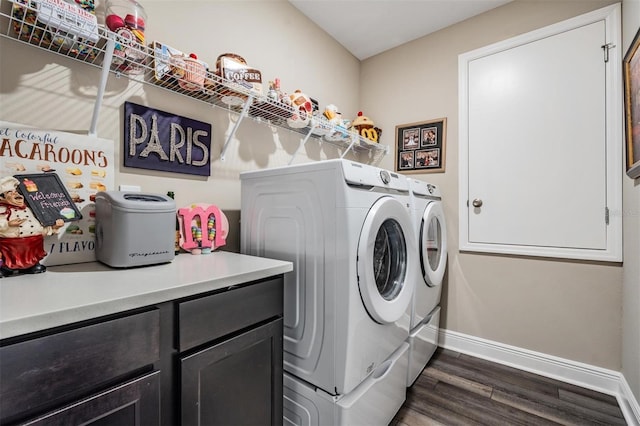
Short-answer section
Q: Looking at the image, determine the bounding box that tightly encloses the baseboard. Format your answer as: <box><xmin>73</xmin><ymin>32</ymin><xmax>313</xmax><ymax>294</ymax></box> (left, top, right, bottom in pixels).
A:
<box><xmin>439</xmin><ymin>329</ymin><xmax>640</xmax><ymax>425</ymax></box>
<box><xmin>619</xmin><ymin>374</ymin><xmax>640</xmax><ymax>426</ymax></box>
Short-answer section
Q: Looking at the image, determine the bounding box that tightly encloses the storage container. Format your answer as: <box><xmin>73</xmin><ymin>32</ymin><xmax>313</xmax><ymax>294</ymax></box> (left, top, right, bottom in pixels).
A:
<box><xmin>214</xmin><ymin>53</ymin><xmax>262</xmax><ymax>106</ymax></box>
<box><xmin>104</xmin><ymin>0</ymin><xmax>146</xmax><ymax>41</ymax></box>
<box><xmin>10</xmin><ymin>0</ymin><xmax>100</xmax><ymax>60</ymax></box>
<box><xmin>104</xmin><ymin>0</ymin><xmax>147</xmax><ymax>74</ymax></box>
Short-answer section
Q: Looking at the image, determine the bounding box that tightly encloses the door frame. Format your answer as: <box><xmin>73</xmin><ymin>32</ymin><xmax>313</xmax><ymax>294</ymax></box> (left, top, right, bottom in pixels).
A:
<box><xmin>458</xmin><ymin>4</ymin><xmax>623</xmax><ymax>262</ymax></box>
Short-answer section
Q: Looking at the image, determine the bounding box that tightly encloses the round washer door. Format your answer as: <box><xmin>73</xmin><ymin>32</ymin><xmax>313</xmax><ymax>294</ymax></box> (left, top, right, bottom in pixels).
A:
<box><xmin>357</xmin><ymin>196</ymin><xmax>415</xmax><ymax>324</ymax></box>
<box><xmin>420</xmin><ymin>201</ymin><xmax>447</xmax><ymax>287</ymax></box>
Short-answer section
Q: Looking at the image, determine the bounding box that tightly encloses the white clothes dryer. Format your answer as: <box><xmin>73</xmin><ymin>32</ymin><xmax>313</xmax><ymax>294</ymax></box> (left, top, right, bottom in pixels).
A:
<box><xmin>406</xmin><ymin>178</ymin><xmax>448</xmax><ymax>386</ymax></box>
<box><xmin>241</xmin><ymin>159</ymin><xmax>416</xmax><ymax>401</ymax></box>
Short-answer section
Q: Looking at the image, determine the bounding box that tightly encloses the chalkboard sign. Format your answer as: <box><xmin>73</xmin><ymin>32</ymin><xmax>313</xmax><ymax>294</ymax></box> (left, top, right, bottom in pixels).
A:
<box><xmin>13</xmin><ymin>173</ymin><xmax>83</xmax><ymax>226</ymax></box>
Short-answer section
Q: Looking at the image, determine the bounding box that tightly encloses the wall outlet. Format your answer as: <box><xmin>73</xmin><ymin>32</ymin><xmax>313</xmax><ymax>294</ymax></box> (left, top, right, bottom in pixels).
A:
<box><xmin>119</xmin><ymin>184</ymin><xmax>141</xmax><ymax>192</ymax></box>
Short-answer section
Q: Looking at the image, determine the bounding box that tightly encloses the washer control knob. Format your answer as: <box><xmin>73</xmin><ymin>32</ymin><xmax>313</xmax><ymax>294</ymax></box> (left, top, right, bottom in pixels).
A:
<box><xmin>380</xmin><ymin>170</ymin><xmax>390</xmax><ymax>184</ymax></box>
<box><xmin>472</xmin><ymin>198</ymin><xmax>483</xmax><ymax>208</ymax></box>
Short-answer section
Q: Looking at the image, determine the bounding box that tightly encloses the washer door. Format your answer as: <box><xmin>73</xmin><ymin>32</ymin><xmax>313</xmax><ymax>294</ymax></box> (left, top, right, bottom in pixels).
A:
<box><xmin>420</xmin><ymin>201</ymin><xmax>447</xmax><ymax>287</ymax></box>
<box><xmin>357</xmin><ymin>196</ymin><xmax>415</xmax><ymax>324</ymax></box>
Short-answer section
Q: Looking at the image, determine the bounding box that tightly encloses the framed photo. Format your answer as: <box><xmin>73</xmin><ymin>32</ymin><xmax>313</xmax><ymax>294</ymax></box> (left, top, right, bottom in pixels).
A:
<box><xmin>395</xmin><ymin>118</ymin><xmax>446</xmax><ymax>173</ymax></box>
<box><xmin>624</xmin><ymin>27</ymin><xmax>640</xmax><ymax>179</ymax></box>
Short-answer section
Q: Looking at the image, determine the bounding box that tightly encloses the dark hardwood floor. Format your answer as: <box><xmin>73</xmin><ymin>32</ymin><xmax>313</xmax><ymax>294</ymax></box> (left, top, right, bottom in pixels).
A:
<box><xmin>391</xmin><ymin>348</ymin><xmax>627</xmax><ymax>425</ymax></box>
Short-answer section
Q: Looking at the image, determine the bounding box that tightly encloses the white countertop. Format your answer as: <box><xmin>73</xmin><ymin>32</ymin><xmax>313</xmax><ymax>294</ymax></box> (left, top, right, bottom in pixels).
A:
<box><xmin>0</xmin><ymin>252</ymin><xmax>293</xmax><ymax>340</ymax></box>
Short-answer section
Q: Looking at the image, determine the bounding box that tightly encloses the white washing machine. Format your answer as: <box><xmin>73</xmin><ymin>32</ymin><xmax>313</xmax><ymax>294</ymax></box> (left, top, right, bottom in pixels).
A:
<box><xmin>406</xmin><ymin>178</ymin><xmax>448</xmax><ymax>386</ymax></box>
<box><xmin>241</xmin><ymin>159</ymin><xmax>416</xmax><ymax>423</ymax></box>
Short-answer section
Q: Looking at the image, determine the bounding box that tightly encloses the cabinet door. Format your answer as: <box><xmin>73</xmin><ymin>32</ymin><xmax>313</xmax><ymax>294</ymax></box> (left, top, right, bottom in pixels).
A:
<box><xmin>23</xmin><ymin>371</ymin><xmax>160</xmax><ymax>426</ymax></box>
<box><xmin>181</xmin><ymin>319</ymin><xmax>283</xmax><ymax>426</ymax></box>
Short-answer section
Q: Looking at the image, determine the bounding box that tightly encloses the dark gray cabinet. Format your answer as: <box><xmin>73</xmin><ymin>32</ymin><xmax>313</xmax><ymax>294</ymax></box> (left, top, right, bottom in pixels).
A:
<box><xmin>181</xmin><ymin>319</ymin><xmax>283</xmax><ymax>425</ymax></box>
<box><xmin>0</xmin><ymin>274</ymin><xmax>284</xmax><ymax>426</ymax></box>
<box><xmin>176</xmin><ymin>276</ymin><xmax>284</xmax><ymax>426</ymax></box>
<box><xmin>0</xmin><ymin>309</ymin><xmax>161</xmax><ymax>425</ymax></box>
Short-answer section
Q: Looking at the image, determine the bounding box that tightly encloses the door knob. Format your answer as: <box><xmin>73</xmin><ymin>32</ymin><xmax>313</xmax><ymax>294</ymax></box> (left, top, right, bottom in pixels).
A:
<box><xmin>472</xmin><ymin>198</ymin><xmax>483</xmax><ymax>208</ymax></box>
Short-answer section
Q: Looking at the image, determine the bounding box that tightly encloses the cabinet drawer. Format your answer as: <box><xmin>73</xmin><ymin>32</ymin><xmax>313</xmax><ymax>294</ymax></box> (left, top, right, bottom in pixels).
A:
<box><xmin>0</xmin><ymin>309</ymin><xmax>159</xmax><ymax>423</ymax></box>
<box><xmin>24</xmin><ymin>370</ymin><xmax>160</xmax><ymax>426</ymax></box>
<box><xmin>178</xmin><ymin>276</ymin><xmax>283</xmax><ymax>351</ymax></box>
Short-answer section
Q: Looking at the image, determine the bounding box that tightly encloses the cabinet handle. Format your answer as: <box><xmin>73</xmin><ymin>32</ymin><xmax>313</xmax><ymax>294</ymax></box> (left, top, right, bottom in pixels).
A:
<box><xmin>472</xmin><ymin>198</ymin><xmax>483</xmax><ymax>208</ymax></box>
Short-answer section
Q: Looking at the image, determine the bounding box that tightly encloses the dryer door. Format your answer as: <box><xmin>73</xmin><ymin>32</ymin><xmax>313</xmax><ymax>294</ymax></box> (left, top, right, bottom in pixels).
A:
<box><xmin>357</xmin><ymin>196</ymin><xmax>415</xmax><ymax>324</ymax></box>
<box><xmin>420</xmin><ymin>201</ymin><xmax>447</xmax><ymax>287</ymax></box>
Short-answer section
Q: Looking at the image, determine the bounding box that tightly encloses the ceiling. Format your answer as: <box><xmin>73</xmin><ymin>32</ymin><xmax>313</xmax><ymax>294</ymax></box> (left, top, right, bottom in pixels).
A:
<box><xmin>288</xmin><ymin>0</ymin><xmax>512</xmax><ymax>60</ymax></box>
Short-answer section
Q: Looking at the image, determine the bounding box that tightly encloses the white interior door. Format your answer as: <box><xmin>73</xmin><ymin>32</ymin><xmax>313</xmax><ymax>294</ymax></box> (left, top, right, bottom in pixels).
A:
<box><xmin>458</xmin><ymin>4</ymin><xmax>623</xmax><ymax>261</ymax></box>
<box><xmin>469</xmin><ymin>20</ymin><xmax>605</xmax><ymax>249</ymax></box>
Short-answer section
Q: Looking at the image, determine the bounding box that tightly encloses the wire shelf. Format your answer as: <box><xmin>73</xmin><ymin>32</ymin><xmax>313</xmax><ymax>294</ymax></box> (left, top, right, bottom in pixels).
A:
<box><xmin>0</xmin><ymin>0</ymin><xmax>388</xmax><ymax>162</ymax></box>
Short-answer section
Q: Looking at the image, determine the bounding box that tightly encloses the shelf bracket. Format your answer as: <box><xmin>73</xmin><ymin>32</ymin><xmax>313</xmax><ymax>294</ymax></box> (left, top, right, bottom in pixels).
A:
<box><xmin>340</xmin><ymin>133</ymin><xmax>358</xmax><ymax>159</ymax></box>
<box><xmin>219</xmin><ymin>94</ymin><xmax>254</xmax><ymax>162</ymax></box>
<box><xmin>88</xmin><ymin>36</ymin><xmax>115</xmax><ymax>137</ymax></box>
<box><xmin>288</xmin><ymin>121</ymin><xmax>318</xmax><ymax>165</ymax></box>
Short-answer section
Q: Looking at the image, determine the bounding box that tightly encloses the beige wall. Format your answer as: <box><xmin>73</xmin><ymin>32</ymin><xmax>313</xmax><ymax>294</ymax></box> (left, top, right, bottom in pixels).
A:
<box><xmin>622</xmin><ymin>0</ymin><xmax>640</xmax><ymax>407</ymax></box>
<box><xmin>0</xmin><ymin>0</ymin><xmax>362</xmax><ymax>211</ymax></box>
<box><xmin>361</xmin><ymin>0</ymin><xmax>624</xmax><ymax>370</ymax></box>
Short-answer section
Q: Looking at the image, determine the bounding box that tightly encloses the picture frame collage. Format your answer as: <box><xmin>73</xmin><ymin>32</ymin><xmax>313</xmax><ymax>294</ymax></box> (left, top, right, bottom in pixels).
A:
<box><xmin>395</xmin><ymin>118</ymin><xmax>447</xmax><ymax>174</ymax></box>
